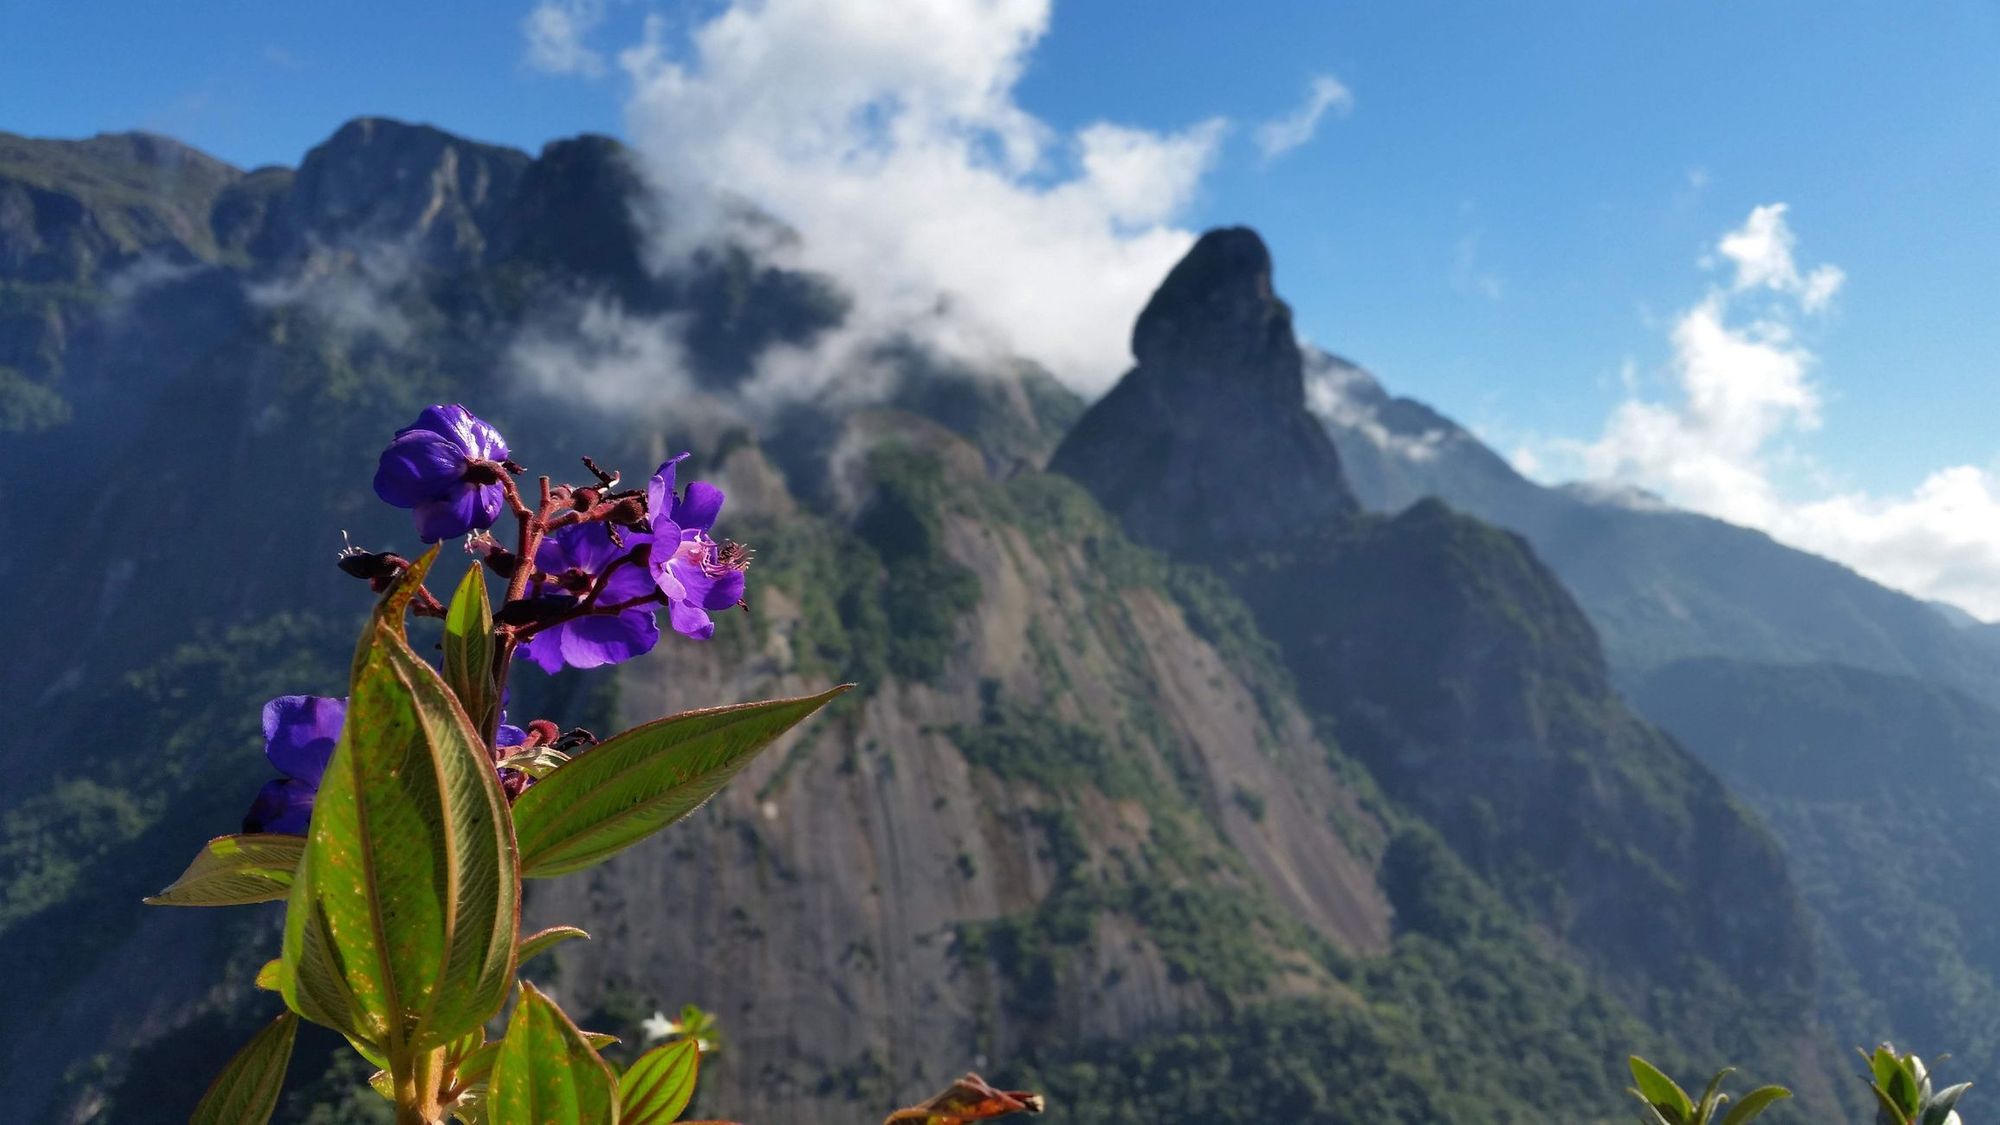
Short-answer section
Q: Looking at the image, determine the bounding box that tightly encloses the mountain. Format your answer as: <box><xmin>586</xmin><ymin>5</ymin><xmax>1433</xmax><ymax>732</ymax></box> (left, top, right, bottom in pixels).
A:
<box><xmin>1629</xmin><ymin>658</ymin><xmax>2000</xmax><ymax>1082</ymax></box>
<box><xmin>1311</xmin><ymin>346</ymin><xmax>2000</xmax><ymax>1088</ymax></box>
<box><xmin>0</xmin><ymin>121</ymin><xmax>1854</xmax><ymax>1122</ymax></box>
<box><xmin>1051</xmin><ymin>229</ymin><xmax>1841</xmax><ymax>1106</ymax></box>
<box><xmin>1313</xmin><ymin>354</ymin><xmax>2000</xmax><ymax>706</ymax></box>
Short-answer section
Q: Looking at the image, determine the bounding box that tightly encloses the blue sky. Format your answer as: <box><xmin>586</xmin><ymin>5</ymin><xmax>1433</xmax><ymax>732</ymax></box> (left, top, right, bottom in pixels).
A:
<box><xmin>6</xmin><ymin>0</ymin><xmax>1998</xmax><ymax>614</ymax></box>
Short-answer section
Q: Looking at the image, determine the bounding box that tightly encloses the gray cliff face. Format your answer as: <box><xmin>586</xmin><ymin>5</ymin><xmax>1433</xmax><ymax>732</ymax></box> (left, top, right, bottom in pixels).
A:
<box><xmin>1048</xmin><ymin>227</ymin><xmax>1356</xmax><ymax>560</ymax></box>
<box><xmin>525</xmin><ymin>433</ymin><xmax>1392</xmax><ymax>1123</ymax></box>
<box><xmin>255</xmin><ymin>117</ymin><xmax>531</xmax><ymax>267</ymax></box>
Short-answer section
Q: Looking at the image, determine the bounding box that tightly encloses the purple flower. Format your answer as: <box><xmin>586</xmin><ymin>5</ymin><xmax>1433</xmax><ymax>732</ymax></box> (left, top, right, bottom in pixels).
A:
<box><xmin>519</xmin><ymin>522</ymin><xmax>661</xmax><ymax>673</ymax></box>
<box><xmin>243</xmin><ymin>697</ymin><xmax>540</xmax><ymax>833</ymax></box>
<box><xmin>647</xmin><ymin>454</ymin><xmax>750</xmax><ymax>641</ymax></box>
<box><xmin>241</xmin><ymin>695</ymin><xmax>345</xmax><ymax>835</ymax></box>
<box><xmin>373</xmin><ymin>404</ymin><xmax>511</xmax><ymax>543</ymax></box>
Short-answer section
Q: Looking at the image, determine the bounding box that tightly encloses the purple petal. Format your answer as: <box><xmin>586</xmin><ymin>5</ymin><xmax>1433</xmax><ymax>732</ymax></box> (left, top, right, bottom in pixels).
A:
<box><xmin>374</xmin><ymin>432</ymin><xmax>466</xmax><ymax>507</ymax></box>
<box><xmin>263</xmin><ymin>695</ymin><xmax>344</xmax><ymax>784</ymax></box>
<box><xmin>497</xmin><ymin>723</ymin><xmax>527</xmax><ymax>748</ymax></box>
<box><xmin>413</xmin><ymin>487</ymin><xmax>486</xmax><ymax>543</ymax></box>
<box><xmin>242</xmin><ymin>777</ymin><xmax>317</xmax><ymax>835</ymax></box>
<box><xmin>650</xmin><ymin>553</ymin><xmax>687</xmax><ymax>602</ymax></box>
<box><xmin>558</xmin><ymin>612</ymin><xmax>661</xmax><ymax>669</ymax></box>
<box><xmin>672</xmin><ymin>481</ymin><xmax>725</xmax><ymax>533</ymax></box>
<box><xmin>668</xmin><ymin>599</ymin><xmax>714</xmax><ymax>640</ymax></box>
<box><xmin>668</xmin><ymin>556</ymin><xmax>746</xmax><ymax>612</ymax></box>
<box><xmin>404</xmin><ymin>404</ymin><xmax>510</xmax><ymax>461</ymax></box>
<box><xmin>519</xmin><ymin>630</ymin><xmax>568</xmax><ymax>675</ymax></box>
<box><xmin>472</xmin><ymin>483</ymin><xmax>506</xmax><ymax>529</ymax></box>
<box><xmin>647</xmin><ymin>453</ymin><xmax>690</xmax><ymax>536</ymax></box>
<box><xmin>699</xmin><ymin>567</ymin><xmax>746</xmax><ymax>611</ymax></box>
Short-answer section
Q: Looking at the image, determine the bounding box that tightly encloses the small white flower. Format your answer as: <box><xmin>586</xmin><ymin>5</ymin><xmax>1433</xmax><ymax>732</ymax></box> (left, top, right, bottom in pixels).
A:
<box><xmin>640</xmin><ymin>1010</ymin><xmax>680</xmax><ymax>1042</ymax></box>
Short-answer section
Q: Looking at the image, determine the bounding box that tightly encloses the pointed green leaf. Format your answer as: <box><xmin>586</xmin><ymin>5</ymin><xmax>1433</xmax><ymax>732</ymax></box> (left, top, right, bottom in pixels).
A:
<box><xmin>620</xmin><ymin>1040</ymin><xmax>699</xmax><ymax>1125</ymax></box>
<box><xmin>1923</xmin><ymin>1082</ymin><xmax>1972</xmax><ymax>1125</ymax></box>
<box><xmin>1629</xmin><ymin>1089</ymin><xmax>1678</xmax><ymax>1125</ymax></box>
<box><xmin>1630</xmin><ymin>1057</ymin><xmax>1694</xmax><ymax>1121</ymax></box>
<box><xmin>488</xmin><ymin>983</ymin><xmax>617</xmax><ymax>1125</ymax></box>
<box><xmin>145</xmin><ymin>833</ymin><xmax>304</xmax><ymax>906</ymax></box>
<box><xmin>457</xmin><ymin>1041</ymin><xmax>503</xmax><ymax>1088</ymax></box>
<box><xmin>515</xmin><ymin>686</ymin><xmax>851</xmax><ymax>878</ymax></box>
<box><xmin>1719</xmin><ymin>1085</ymin><xmax>1790</xmax><ymax>1125</ymax></box>
<box><xmin>255</xmin><ymin>959</ymin><xmax>283</xmax><ymax>992</ymax></box>
<box><xmin>190</xmin><ymin>1010</ymin><xmax>298</xmax><ymax>1125</ymax></box>
<box><xmin>519</xmin><ymin>925</ymin><xmax>590</xmax><ymax>967</ymax></box>
<box><xmin>1695</xmin><ymin>1067</ymin><xmax>1735</xmax><ymax>1123</ymax></box>
<box><xmin>1872</xmin><ymin>1047</ymin><xmax>1904</xmax><ymax>1094</ymax></box>
<box><xmin>1868</xmin><ymin>1082</ymin><xmax>1912</xmax><ymax>1125</ymax></box>
<box><xmin>445</xmin><ymin>562</ymin><xmax>499</xmax><ymax>739</ymax></box>
<box><xmin>1887</xmin><ymin>1062</ymin><xmax>1923</xmax><ymax>1114</ymax></box>
<box><xmin>281</xmin><ymin>597</ymin><xmax>519</xmax><ymax>1054</ymax></box>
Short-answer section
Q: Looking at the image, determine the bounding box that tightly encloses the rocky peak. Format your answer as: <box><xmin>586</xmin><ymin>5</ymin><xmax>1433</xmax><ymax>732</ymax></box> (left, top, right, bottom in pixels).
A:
<box><xmin>258</xmin><ymin>116</ymin><xmax>531</xmax><ymax>267</ymax></box>
<box><xmin>1131</xmin><ymin>226</ymin><xmax>1302</xmax><ymax>399</ymax></box>
<box><xmin>1049</xmin><ymin>226</ymin><xmax>1355</xmax><ymax>561</ymax></box>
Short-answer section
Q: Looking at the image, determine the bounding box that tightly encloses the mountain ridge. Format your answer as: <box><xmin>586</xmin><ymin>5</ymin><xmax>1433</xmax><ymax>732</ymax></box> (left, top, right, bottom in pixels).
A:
<box><xmin>0</xmin><ymin>117</ymin><xmax>1865</xmax><ymax>1122</ymax></box>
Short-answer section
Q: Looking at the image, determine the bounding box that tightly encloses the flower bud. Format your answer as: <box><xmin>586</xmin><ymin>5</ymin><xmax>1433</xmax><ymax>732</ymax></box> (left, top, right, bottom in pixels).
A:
<box><xmin>494</xmin><ymin>593</ymin><xmax>579</xmax><ymax>628</ymax></box>
<box><xmin>337</xmin><ymin>533</ymin><xmax>409</xmax><ymax>581</ymax></box>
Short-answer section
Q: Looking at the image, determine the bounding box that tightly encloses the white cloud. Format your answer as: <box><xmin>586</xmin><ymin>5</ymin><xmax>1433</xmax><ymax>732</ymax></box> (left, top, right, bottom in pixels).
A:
<box><xmin>1714</xmin><ymin>202</ymin><xmax>1846</xmax><ymax>312</ymax></box>
<box><xmin>1528</xmin><ymin>204</ymin><xmax>2000</xmax><ymax>620</ymax></box>
<box><xmin>608</xmin><ymin>0</ymin><xmax>1229</xmax><ymax>394</ymax></box>
<box><xmin>1303</xmin><ymin>352</ymin><xmax>1448</xmax><ymax>463</ymax></box>
<box><xmin>245</xmin><ymin>239</ymin><xmax>417</xmax><ymax>345</ymax></box>
<box><xmin>1253</xmin><ymin>74</ymin><xmax>1353</xmax><ymax>161</ymax></box>
<box><xmin>524</xmin><ymin>0</ymin><xmax>608</xmax><ymax>77</ymax></box>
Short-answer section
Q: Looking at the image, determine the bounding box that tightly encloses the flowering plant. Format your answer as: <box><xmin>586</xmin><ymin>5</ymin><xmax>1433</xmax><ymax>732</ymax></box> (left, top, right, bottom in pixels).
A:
<box><xmin>144</xmin><ymin>405</ymin><xmax>849</xmax><ymax>1124</ymax></box>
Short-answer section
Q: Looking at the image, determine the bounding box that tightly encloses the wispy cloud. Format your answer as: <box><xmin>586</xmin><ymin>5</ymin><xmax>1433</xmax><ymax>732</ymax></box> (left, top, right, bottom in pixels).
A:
<box><xmin>1451</xmin><ymin>230</ymin><xmax>1503</xmax><ymax>301</ymax></box>
<box><xmin>524</xmin><ymin>0</ymin><xmax>608</xmax><ymax>78</ymax></box>
<box><xmin>1524</xmin><ymin>205</ymin><xmax>2000</xmax><ymax>620</ymax></box>
<box><xmin>1713</xmin><ymin>202</ymin><xmax>1846</xmax><ymax>311</ymax></box>
<box><xmin>1253</xmin><ymin>74</ymin><xmax>1353</xmax><ymax>161</ymax></box>
<box><xmin>599</xmin><ymin>0</ymin><xmax>1228</xmax><ymax>394</ymax></box>
<box><xmin>245</xmin><ymin>240</ymin><xmax>418</xmax><ymax>345</ymax></box>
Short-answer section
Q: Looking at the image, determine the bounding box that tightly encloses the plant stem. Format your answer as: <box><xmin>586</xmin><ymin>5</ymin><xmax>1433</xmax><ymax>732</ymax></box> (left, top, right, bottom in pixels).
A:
<box><xmin>393</xmin><ymin>1045</ymin><xmax>450</xmax><ymax>1125</ymax></box>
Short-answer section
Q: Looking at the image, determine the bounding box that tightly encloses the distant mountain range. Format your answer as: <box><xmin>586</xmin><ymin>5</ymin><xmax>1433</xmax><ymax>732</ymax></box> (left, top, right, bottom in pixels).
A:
<box><xmin>1313</xmin><ymin>339</ymin><xmax>2000</xmax><ymax>1098</ymax></box>
<box><xmin>1</xmin><ymin>117</ymin><xmax>1986</xmax><ymax>1123</ymax></box>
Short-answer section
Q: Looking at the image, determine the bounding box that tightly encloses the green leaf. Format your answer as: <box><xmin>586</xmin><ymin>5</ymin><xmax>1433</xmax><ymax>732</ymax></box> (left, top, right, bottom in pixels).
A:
<box><xmin>519</xmin><ymin>925</ymin><xmax>590</xmax><ymax>967</ymax></box>
<box><xmin>144</xmin><ymin>833</ymin><xmax>304</xmax><ymax>906</ymax></box>
<box><xmin>1695</xmin><ymin>1067</ymin><xmax>1735</xmax><ymax>1123</ymax></box>
<box><xmin>488</xmin><ymin>982</ymin><xmax>617</xmax><ymax>1125</ymax></box>
<box><xmin>498</xmin><ymin>746</ymin><xmax>572</xmax><ymax>780</ymax></box>
<box><xmin>1719</xmin><ymin>1086</ymin><xmax>1790</xmax><ymax>1125</ymax></box>
<box><xmin>1868</xmin><ymin>1083</ymin><xmax>1912</xmax><ymax>1125</ymax></box>
<box><xmin>1628</xmin><ymin>1089</ymin><xmax>1677</xmax><ymax>1125</ymax></box>
<box><xmin>190</xmin><ymin>1010</ymin><xmax>298</xmax><ymax>1125</ymax></box>
<box><xmin>255</xmin><ymin>959</ymin><xmax>283</xmax><ymax>992</ymax></box>
<box><xmin>1871</xmin><ymin>1047</ymin><xmax>1904</xmax><ymax>1095</ymax></box>
<box><xmin>456</xmin><ymin>1041</ymin><xmax>502</xmax><ymax>1088</ymax></box>
<box><xmin>1887</xmin><ymin>1062</ymin><xmax>1923</xmax><ymax>1114</ymax></box>
<box><xmin>619</xmin><ymin>1040</ymin><xmax>699</xmax><ymax>1125</ymax></box>
<box><xmin>1630</xmin><ymin>1056</ymin><xmax>1694</xmax><ymax>1122</ymax></box>
<box><xmin>1922</xmin><ymin>1082</ymin><xmax>1972</xmax><ymax>1125</ymax></box>
<box><xmin>281</xmin><ymin>574</ymin><xmax>520</xmax><ymax>1055</ymax></box>
<box><xmin>444</xmin><ymin>562</ymin><xmax>499</xmax><ymax>740</ymax></box>
<box><xmin>515</xmin><ymin>686</ymin><xmax>851</xmax><ymax>878</ymax></box>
